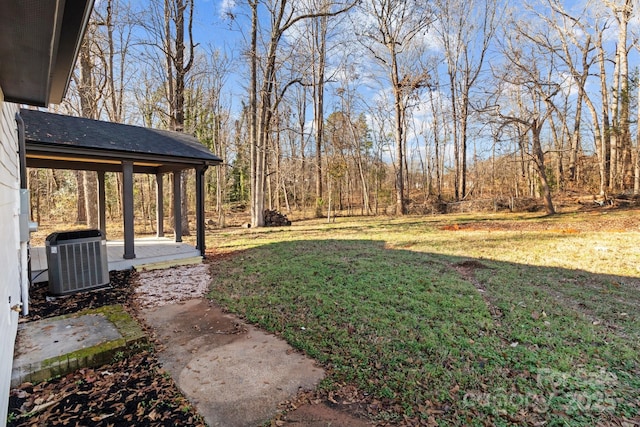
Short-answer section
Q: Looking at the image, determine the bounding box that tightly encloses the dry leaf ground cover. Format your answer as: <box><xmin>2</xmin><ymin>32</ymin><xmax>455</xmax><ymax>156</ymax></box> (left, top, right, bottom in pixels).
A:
<box><xmin>7</xmin><ymin>269</ymin><xmax>207</xmax><ymax>427</ymax></box>
<box><xmin>207</xmin><ymin>208</ymin><xmax>640</xmax><ymax>426</ymax></box>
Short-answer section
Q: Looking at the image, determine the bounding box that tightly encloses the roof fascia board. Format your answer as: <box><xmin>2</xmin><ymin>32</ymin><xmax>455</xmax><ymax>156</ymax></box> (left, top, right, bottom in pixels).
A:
<box><xmin>26</xmin><ymin>142</ymin><xmax>220</xmax><ymax>167</ymax></box>
<box><xmin>24</xmin><ymin>158</ymin><xmax>189</xmax><ymax>175</ymax></box>
<box><xmin>49</xmin><ymin>0</ymin><xmax>95</xmax><ymax>103</ymax></box>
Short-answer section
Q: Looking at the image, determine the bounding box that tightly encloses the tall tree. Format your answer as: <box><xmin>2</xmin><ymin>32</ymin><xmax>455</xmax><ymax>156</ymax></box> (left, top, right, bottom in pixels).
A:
<box><xmin>605</xmin><ymin>0</ymin><xmax>633</xmax><ymax>191</ymax></box>
<box><xmin>311</xmin><ymin>9</ymin><xmax>329</xmax><ymax>217</ymax></box>
<box><xmin>167</xmin><ymin>0</ymin><xmax>196</xmax><ymax>235</ymax></box>
<box><xmin>493</xmin><ymin>18</ymin><xmax>559</xmax><ymax>214</ymax></box>
<box><xmin>138</xmin><ymin>0</ymin><xmax>197</xmax><ymax>233</ymax></box>
<box><xmin>248</xmin><ymin>0</ymin><xmax>260</xmax><ymax>227</ymax></box>
<box><xmin>244</xmin><ymin>0</ymin><xmax>355</xmax><ymax>227</ymax></box>
<box><xmin>528</xmin><ymin>0</ymin><xmax>602</xmax><ymax>191</ymax></box>
<box><xmin>435</xmin><ymin>0</ymin><xmax>501</xmax><ymax>200</ymax></box>
<box><xmin>358</xmin><ymin>0</ymin><xmax>433</xmax><ymax>215</ymax></box>
<box><xmin>74</xmin><ymin>17</ymin><xmax>104</xmax><ymax>228</ymax></box>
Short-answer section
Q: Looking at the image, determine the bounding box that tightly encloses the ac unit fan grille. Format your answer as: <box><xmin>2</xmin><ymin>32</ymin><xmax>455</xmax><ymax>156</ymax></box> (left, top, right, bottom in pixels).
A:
<box><xmin>57</xmin><ymin>241</ymin><xmax>106</xmax><ymax>293</ymax></box>
<box><xmin>46</xmin><ymin>232</ymin><xmax>109</xmax><ymax>295</ymax></box>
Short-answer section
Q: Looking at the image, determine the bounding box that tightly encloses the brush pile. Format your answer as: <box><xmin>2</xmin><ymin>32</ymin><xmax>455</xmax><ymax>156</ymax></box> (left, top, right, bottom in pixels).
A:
<box><xmin>264</xmin><ymin>209</ymin><xmax>292</xmax><ymax>226</ymax></box>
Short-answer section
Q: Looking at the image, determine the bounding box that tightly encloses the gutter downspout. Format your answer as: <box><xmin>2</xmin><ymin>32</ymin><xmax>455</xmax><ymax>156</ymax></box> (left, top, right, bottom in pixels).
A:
<box><xmin>16</xmin><ymin>112</ymin><xmax>29</xmax><ymax>316</ymax></box>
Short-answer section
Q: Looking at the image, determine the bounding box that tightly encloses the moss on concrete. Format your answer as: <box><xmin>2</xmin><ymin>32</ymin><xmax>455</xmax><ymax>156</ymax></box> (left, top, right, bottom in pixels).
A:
<box><xmin>138</xmin><ymin>256</ymin><xmax>202</xmax><ymax>271</ymax></box>
<box><xmin>27</xmin><ymin>305</ymin><xmax>148</xmax><ymax>384</ymax></box>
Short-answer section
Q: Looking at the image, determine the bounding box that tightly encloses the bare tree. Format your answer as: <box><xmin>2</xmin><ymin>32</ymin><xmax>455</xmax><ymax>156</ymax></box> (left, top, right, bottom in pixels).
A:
<box><xmin>634</xmin><ymin>40</ymin><xmax>640</xmax><ymax>195</ymax></box>
<box><xmin>333</xmin><ymin>77</ymin><xmax>373</xmax><ymax>215</ymax></box>
<box><xmin>242</xmin><ymin>0</ymin><xmax>355</xmax><ymax>227</ymax></box>
<box><xmin>435</xmin><ymin>0</ymin><xmax>501</xmax><ymax>201</ymax></box>
<box><xmin>71</xmin><ymin>12</ymin><xmax>110</xmax><ymax>228</ymax></box>
<box><xmin>310</xmin><ymin>6</ymin><xmax>330</xmax><ymax>217</ymax></box>
<box><xmin>493</xmin><ymin>20</ymin><xmax>560</xmax><ymax>214</ymax></box>
<box><xmin>425</xmin><ymin>78</ymin><xmax>449</xmax><ymax>200</ymax></box>
<box><xmin>169</xmin><ymin>0</ymin><xmax>196</xmax><ymax>235</ymax></box>
<box><xmin>136</xmin><ymin>0</ymin><xmax>197</xmax><ymax>234</ymax></box>
<box><xmin>605</xmin><ymin>0</ymin><xmax>633</xmax><ymax>191</ymax></box>
<box><xmin>357</xmin><ymin>0</ymin><xmax>433</xmax><ymax>215</ymax></box>
<box><xmin>248</xmin><ymin>0</ymin><xmax>260</xmax><ymax>225</ymax></box>
<box><xmin>526</xmin><ymin>0</ymin><xmax>605</xmax><ymax>193</ymax></box>
<box><xmin>184</xmin><ymin>46</ymin><xmax>234</xmax><ymax>227</ymax></box>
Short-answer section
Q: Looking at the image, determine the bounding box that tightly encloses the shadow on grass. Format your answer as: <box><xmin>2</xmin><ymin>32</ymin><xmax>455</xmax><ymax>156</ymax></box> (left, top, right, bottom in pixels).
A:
<box><xmin>207</xmin><ymin>239</ymin><xmax>639</xmax><ymax>426</ymax></box>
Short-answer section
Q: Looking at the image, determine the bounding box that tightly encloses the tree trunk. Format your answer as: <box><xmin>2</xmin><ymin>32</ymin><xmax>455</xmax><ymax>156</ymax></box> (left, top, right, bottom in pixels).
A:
<box><xmin>616</xmin><ymin>0</ymin><xmax>632</xmax><ymax>189</ymax></box>
<box><xmin>77</xmin><ymin>34</ymin><xmax>98</xmax><ymax>228</ymax></box>
<box><xmin>313</xmin><ymin>14</ymin><xmax>327</xmax><ymax>218</ymax></box>
<box><xmin>214</xmin><ymin>114</ymin><xmax>226</xmax><ymax>228</ymax></box>
<box><xmin>83</xmin><ymin>172</ymin><xmax>99</xmax><ymax>228</ymax></box>
<box><xmin>460</xmin><ymin>99</ymin><xmax>469</xmax><ymax>198</ymax></box>
<box><xmin>596</xmin><ymin>34</ymin><xmax>611</xmax><ymax>192</ymax></box>
<box><xmin>531</xmin><ymin>122</ymin><xmax>555</xmax><ymax>214</ymax></box>
<box><xmin>162</xmin><ymin>0</ymin><xmax>195</xmax><ymax>234</ymax></box>
<box><xmin>248</xmin><ymin>0</ymin><xmax>263</xmax><ymax>227</ymax></box>
<box><xmin>390</xmin><ymin>52</ymin><xmax>405</xmax><ymax>215</ymax></box>
<box><xmin>76</xmin><ymin>171</ymin><xmax>87</xmax><ymax>224</ymax></box>
<box><xmin>635</xmin><ymin>81</ymin><xmax>640</xmax><ymax>195</ymax></box>
<box><xmin>449</xmin><ymin>72</ymin><xmax>460</xmax><ymax>201</ymax></box>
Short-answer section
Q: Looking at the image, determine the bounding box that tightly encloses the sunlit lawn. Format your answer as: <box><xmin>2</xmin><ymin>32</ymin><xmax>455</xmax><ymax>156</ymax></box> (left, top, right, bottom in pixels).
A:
<box><xmin>206</xmin><ymin>209</ymin><xmax>640</xmax><ymax>426</ymax></box>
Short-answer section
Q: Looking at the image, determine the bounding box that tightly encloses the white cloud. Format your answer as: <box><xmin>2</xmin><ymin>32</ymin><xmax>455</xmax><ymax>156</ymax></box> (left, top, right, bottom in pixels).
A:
<box><xmin>558</xmin><ymin>71</ymin><xmax>579</xmax><ymax>98</ymax></box>
<box><xmin>219</xmin><ymin>0</ymin><xmax>237</xmax><ymax>19</ymax></box>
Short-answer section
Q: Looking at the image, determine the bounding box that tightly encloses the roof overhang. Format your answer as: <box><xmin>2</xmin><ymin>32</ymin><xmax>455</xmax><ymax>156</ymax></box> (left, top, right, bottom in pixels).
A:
<box><xmin>0</xmin><ymin>0</ymin><xmax>94</xmax><ymax>106</ymax></box>
<box><xmin>26</xmin><ymin>144</ymin><xmax>216</xmax><ymax>174</ymax></box>
<box><xmin>21</xmin><ymin>109</ymin><xmax>223</xmax><ymax>174</ymax></box>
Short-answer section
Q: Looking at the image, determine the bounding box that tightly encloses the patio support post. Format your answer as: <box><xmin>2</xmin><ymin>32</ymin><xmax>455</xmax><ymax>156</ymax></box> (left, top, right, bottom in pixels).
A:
<box><xmin>195</xmin><ymin>165</ymin><xmax>208</xmax><ymax>256</ymax></box>
<box><xmin>97</xmin><ymin>171</ymin><xmax>106</xmax><ymax>237</ymax></box>
<box><xmin>156</xmin><ymin>173</ymin><xmax>164</xmax><ymax>238</ymax></box>
<box><xmin>122</xmin><ymin>161</ymin><xmax>136</xmax><ymax>259</ymax></box>
<box><xmin>173</xmin><ymin>170</ymin><xmax>182</xmax><ymax>243</ymax></box>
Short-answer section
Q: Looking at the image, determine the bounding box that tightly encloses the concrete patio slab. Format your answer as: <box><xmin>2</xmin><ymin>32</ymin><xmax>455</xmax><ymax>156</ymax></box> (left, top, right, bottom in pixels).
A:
<box><xmin>11</xmin><ymin>305</ymin><xmax>146</xmax><ymax>387</ymax></box>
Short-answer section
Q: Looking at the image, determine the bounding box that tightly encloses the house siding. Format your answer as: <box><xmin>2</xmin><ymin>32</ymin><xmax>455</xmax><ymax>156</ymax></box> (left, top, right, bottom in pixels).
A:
<box><xmin>0</xmin><ymin>86</ymin><xmax>22</xmax><ymax>425</ymax></box>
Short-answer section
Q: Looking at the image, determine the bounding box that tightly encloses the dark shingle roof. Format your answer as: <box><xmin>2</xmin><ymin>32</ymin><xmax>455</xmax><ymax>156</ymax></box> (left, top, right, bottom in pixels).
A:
<box><xmin>21</xmin><ymin>109</ymin><xmax>222</xmax><ymax>164</ymax></box>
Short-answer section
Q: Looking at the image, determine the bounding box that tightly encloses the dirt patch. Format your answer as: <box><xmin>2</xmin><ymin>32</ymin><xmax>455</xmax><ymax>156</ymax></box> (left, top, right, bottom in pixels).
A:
<box><xmin>282</xmin><ymin>401</ymin><xmax>373</xmax><ymax>426</ymax></box>
<box><xmin>452</xmin><ymin>260</ymin><xmax>490</xmax><ymax>291</ymax></box>
<box><xmin>436</xmin><ymin>205</ymin><xmax>640</xmax><ymax>234</ymax></box>
<box><xmin>451</xmin><ymin>260</ymin><xmax>505</xmax><ymax>323</ymax></box>
<box><xmin>455</xmin><ymin>259</ymin><xmax>490</xmax><ymax>271</ymax></box>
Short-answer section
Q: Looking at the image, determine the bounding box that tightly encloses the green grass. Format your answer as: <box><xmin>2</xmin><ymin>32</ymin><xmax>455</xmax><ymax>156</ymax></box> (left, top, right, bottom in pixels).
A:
<box><xmin>206</xmin><ymin>211</ymin><xmax>640</xmax><ymax>425</ymax></box>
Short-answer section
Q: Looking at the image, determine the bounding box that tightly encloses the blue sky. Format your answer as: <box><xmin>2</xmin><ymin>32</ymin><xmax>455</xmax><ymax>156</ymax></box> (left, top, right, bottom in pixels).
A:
<box><xmin>119</xmin><ymin>0</ymin><xmax>640</xmax><ymax>163</ymax></box>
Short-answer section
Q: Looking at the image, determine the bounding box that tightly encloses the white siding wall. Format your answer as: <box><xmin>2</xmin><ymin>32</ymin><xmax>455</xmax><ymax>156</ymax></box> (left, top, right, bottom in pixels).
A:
<box><xmin>0</xmin><ymin>86</ymin><xmax>22</xmax><ymax>425</ymax></box>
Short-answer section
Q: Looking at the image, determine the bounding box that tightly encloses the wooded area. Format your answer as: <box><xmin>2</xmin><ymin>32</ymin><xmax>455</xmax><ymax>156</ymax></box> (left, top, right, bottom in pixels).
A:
<box><xmin>30</xmin><ymin>0</ymin><xmax>640</xmax><ymax>229</ymax></box>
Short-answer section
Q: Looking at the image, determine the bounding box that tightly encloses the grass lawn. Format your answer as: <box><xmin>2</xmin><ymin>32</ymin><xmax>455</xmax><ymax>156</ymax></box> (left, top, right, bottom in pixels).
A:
<box><xmin>206</xmin><ymin>209</ymin><xmax>640</xmax><ymax>426</ymax></box>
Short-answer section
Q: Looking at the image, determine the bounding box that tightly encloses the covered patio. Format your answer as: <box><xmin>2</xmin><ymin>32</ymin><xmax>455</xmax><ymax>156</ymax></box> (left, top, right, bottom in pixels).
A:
<box><xmin>20</xmin><ymin>108</ymin><xmax>222</xmax><ymax>277</ymax></box>
<box><xmin>29</xmin><ymin>238</ymin><xmax>202</xmax><ymax>283</ymax></box>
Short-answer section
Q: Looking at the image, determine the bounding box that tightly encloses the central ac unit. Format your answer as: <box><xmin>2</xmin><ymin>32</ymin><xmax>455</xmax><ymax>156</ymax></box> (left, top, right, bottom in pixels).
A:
<box><xmin>46</xmin><ymin>229</ymin><xmax>109</xmax><ymax>295</ymax></box>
